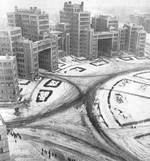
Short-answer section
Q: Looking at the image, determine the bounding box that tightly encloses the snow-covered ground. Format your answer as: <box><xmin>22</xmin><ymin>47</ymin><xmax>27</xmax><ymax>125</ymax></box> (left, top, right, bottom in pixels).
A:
<box><xmin>134</xmin><ymin>71</ymin><xmax>150</xmax><ymax>80</ymax></box>
<box><xmin>110</xmin><ymin>79</ymin><xmax>150</xmax><ymax>125</ymax></box>
<box><xmin>18</xmin><ymin>79</ymin><xmax>40</xmax><ymax>102</ymax></box>
<box><xmin>56</xmin><ymin>55</ymin><xmax>150</xmax><ymax>77</ymax></box>
<box><xmin>39</xmin><ymin>55</ymin><xmax>150</xmax><ymax>94</ymax></box>
<box><xmin>25</xmin><ymin>78</ymin><xmax>79</xmax><ymax>116</ymax></box>
<box><xmin>89</xmin><ymin>70</ymin><xmax>150</xmax><ymax>161</ymax></box>
<box><xmin>57</xmin><ymin>57</ymin><xmax>111</xmax><ymax>76</ymax></box>
<box><xmin>0</xmin><ymin>77</ymin><xmax>79</xmax><ymax>122</ymax></box>
<box><xmin>2</xmin><ymin>55</ymin><xmax>150</xmax><ymax>161</ymax></box>
<box><xmin>92</xmin><ymin>70</ymin><xmax>150</xmax><ymax>129</ymax></box>
<box><xmin>8</xmin><ymin>132</ymin><xmax>45</xmax><ymax>161</ymax></box>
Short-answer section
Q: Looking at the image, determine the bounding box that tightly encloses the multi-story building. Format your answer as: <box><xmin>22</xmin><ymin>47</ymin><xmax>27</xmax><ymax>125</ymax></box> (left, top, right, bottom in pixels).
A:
<box><xmin>36</xmin><ymin>36</ymin><xmax>58</xmax><ymax>72</ymax></box>
<box><xmin>91</xmin><ymin>15</ymin><xmax>119</xmax><ymax>32</ymax></box>
<box><xmin>14</xmin><ymin>36</ymin><xmax>58</xmax><ymax>75</ymax></box>
<box><xmin>71</xmin><ymin>11</ymin><xmax>91</xmax><ymax>57</ymax></box>
<box><xmin>55</xmin><ymin>23</ymin><xmax>71</xmax><ymax>56</ymax></box>
<box><xmin>145</xmin><ymin>33</ymin><xmax>150</xmax><ymax>56</ymax></box>
<box><xmin>60</xmin><ymin>1</ymin><xmax>84</xmax><ymax>24</ymax></box>
<box><xmin>0</xmin><ymin>27</ymin><xmax>22</xmax><ymax>56</ymax></box>
<box><xmin>0</xmin><ymin>115</ymin><xmax>10</xmax><ymax>161</ymax></box>
<box><xmin>13</xmin><ymin>38</ymin><xmax>39</xmax><ymax>80</ymax></box>
<box><xmin>0</xmin><ymin>55</ymin><xmax>19</xmax><ymax>102</ymax></box>
<box><xmin>84</xmin><ymin>29</ymin><xmax>98</xmax><ymax>59</ymax></box>
<box><xmin>129</xmin><ymin>14</ymin><xmax>150</xmax><ymax>33</ymax></box>
<box><xmin>120</xmin><ymin>23</ymin><xmax>146</xmax><ymax>56</ymax></box>
<box><xmin>119</xmin><ymin>27</ymin><xmax>126</xmax><ymax>51</ymax></box>
<box><xmin>56</xmin><ymin>23</ymin><xmax>71</xmax><ymax>33</ymax></box>
<box><xmin>129</xmin><ymin>14</ymin><xmax>145</xmax><ymax>26</ymax></box>
<box><xmin>92</xmin><ymin>31</ymin><xmax>119</xmax><ymax>57</ymax></box>
<box><xmin>145</xmin><ymin>44</ymin><xmax>150</xmax><ymax>56</ymax></box>
<box><xmin>59</xmin><ymin>1</ymin><xmax>93</xmax><ymax>59</ymax></box>
<box><xmin>7</xmin><ymin>6</ymin><xmax>49</xmax><ymax>41</ymax></box>
<box><xmin>50</xmin><ymin>31</ymin><xmax>64</xmax><ymax>51</ymax></box>
<box><xmin>143</xmin><ymin>18</ymin><xmax>150</xmax><ymax>33</ymax></box>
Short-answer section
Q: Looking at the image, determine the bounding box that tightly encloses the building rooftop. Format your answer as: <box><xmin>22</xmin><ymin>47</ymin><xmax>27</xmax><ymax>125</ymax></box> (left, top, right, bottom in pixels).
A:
<box><xmin>58</xmin><ymin>22</ymin><xmax>70</xmax><ymax>26</ymax></box>
<box><xmin>93</xmin><ymin>14</ymin><xmax>118</xmax><ymax>19</ymax></box>
<box><xmin>16</xmin><ymin>37</ymin><xmax>32</xmax><ymax>43</ymax></box>
<box><xmin>14</xmin><ymin>6</ymin><xmax>48</xmax><ymax>15</ymax></box>
<box><xmin>124</xmin><ymin>23</ymin><xmax>144</xmax><ymax>29</ymax></box>
<box><xmin>0</xmin><ymin>55</ymin><xmax>15</xmax><ymax>61</ymax></box>
<box><xmin>50</xmin><ymin>31</ymin><xmax>63</xmax><ymax>34</ymax></box>
<box><xmin>0</xmin><ymin>26</ymin><xmax>21</xmax><ymax>32</ymax></box>
<box><xmin>94</xmin><ymin>31</ymin><xmax>113</xmax><ymax>35</ymax></box>
<box><xmin>138</xmin><ymin>29</ymin><xmax>146</xmax><ymax>34</ymax></box>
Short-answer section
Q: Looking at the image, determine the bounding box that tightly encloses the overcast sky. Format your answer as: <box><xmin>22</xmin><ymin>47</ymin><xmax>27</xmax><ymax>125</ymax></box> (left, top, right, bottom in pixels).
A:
<box><xmin>1</xmin><ymin>0</ymin><xmax>150</xmax><ymax>16</ymax></box>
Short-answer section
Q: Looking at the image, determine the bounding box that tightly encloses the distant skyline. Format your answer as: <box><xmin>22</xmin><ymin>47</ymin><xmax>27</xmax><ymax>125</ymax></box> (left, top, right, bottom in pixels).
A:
<box><xmin>1</xmin><ymin>0</ymin><xmax>150</xmax><ymax>17</ymax></box>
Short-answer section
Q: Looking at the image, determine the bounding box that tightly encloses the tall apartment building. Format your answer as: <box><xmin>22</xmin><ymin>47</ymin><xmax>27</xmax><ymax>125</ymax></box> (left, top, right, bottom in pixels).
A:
<box><xmin>0</xmin><ymin>115</ymin><xmax>10</xmax><ymax>161</ymax></box>
<box><xmin>0</xmin><ymin>55</ymin><xmax>19</xmax><ymax>102</ymax></box>
<box><xmin>71</xmin><ymin>11</ymin><xmax>91</xmax><ymax>57</ymax></box>
<box><xmin>13</xmin><ymin>38</ymin><xmax>39</xmax><ymax>80</ymax></box>
<box><xmin>0</xmin><ymin>27</ymin><xmax>22</xmax><ymax>56</ymax></box>
<box><xmin>60</xmin><ymin>1</ymin><xmax>93</xmax><ymax>59</ymax></box>
<box><xmin>7</xmin><ymin>6</ymin><xmax>49</xmax><ymax>41</ymax></box>
<box><xmin>91</xmin><ymin>15</ymin><xmax>118</xmax><ymax>32</ymax></box>
<box><xmin>60</xmin><ymin>1</ymin><xmax>84</xmax><ymax>24</ymax></box>
<box><xmin>120</xmin><ymin>24</ymin><xmax>146</xmax><ymax>56</ymax></box>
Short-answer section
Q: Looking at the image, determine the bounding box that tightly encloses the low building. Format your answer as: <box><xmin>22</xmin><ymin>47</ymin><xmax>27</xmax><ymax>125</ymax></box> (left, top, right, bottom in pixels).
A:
<box><xmin>0</xmin><ymin>115</ymin><xmax>10</xmax><ymax>161</ymax></box>
<box><xmin>0</xmin><ymin>27</ymin><xmax>22</xmax><ymax>56</ymax></box>
<box><xmin>0</xmin><ymin>55</ymin><xmax>19</xmax><ymax>102</ymax></box>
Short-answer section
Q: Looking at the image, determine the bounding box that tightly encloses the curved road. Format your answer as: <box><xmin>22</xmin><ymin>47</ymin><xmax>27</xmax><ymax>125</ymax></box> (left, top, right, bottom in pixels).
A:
<box><xmin>6</xmin><ymin>65</ymin><xmax>150</xmax><ymax>161</ymax></box>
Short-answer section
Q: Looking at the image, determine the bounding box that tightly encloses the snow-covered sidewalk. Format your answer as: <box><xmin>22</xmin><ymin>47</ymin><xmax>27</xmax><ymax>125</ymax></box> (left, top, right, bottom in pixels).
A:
<box><xmin>0</xmin><ymin>77</ymin><xmax>79</xmax><ymax>122</ymax></box>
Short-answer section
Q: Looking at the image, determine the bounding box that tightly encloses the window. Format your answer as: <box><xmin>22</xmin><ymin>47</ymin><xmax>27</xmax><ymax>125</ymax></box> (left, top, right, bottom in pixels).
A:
<box><xmin>0</xmin><ymin>148</ymin><xmax>3</xmax><ymax>154</ymax></box>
